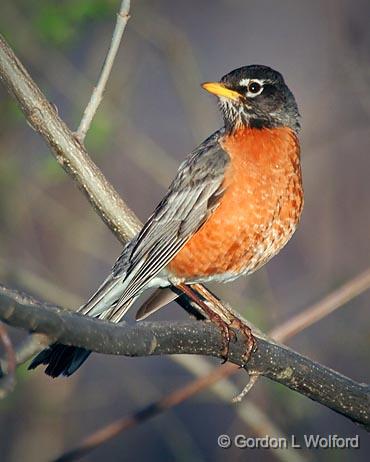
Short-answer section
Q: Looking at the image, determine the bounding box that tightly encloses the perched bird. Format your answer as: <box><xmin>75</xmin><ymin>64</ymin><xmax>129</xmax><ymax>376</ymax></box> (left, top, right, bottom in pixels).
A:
<box><xmin>29</xmin><ymin>65</ymin><xmax>303</xmax><ymax>377</ymax></box>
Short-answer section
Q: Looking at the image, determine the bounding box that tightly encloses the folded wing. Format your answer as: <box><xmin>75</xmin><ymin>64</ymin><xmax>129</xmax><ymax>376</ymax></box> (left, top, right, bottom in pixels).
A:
<box><xmin>80</xmin><ymin>130</ymin><xmax>230</xmax><ymax>321</ymax></box>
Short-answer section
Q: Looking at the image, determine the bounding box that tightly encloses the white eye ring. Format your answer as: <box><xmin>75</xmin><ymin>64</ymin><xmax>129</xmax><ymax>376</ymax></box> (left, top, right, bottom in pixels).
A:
<box><xmin>239</xmin><ymin>78</ymin><xmax>264</xmax><ymax>98</ymax></box>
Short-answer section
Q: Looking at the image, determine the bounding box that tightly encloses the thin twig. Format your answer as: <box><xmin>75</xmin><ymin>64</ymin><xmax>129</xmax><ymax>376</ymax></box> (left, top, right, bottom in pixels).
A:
<box><xmin>232</xmin><ymin>373</ymin><xmax>260</xmax><ymax>403</ymax></box>
<box><xmin>76</xmin><ymin>0</ymin><xmax>131</xmax><ymax>142</ymax></box>
<box><xmin>168</xmin><ymin>358</ymin><xmax>307</xmax><ymax>462</ymax></box>
<box><xmin>270</xmin><ymin>267</ymin><xmax>370</xmax><ymax>341</ymax></box>
<box><xmin>0</xmin><ymin>322</ymin><xmax>16</xmax><ymax>398</ymax></box>
<box><xmin>53</xmin><ymin>365</ymin><xmax>244</xmax><ymax>462</ymax></box>
<box><xmin>54</xmin><ymin>362</ymin><xmax>308</xmax><ymax>462</ymax></box>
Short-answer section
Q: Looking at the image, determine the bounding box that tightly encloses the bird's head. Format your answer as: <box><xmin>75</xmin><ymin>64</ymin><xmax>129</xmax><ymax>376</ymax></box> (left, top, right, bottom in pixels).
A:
<box><xmin>202</xmin><ymin>65</ymin><xmax>300</xmax><ymax>133</ymax></box>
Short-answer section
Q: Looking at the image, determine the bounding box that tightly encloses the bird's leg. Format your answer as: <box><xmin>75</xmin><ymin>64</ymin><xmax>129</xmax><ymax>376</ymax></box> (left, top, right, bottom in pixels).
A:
<box><xmin>177</xmin><ymin>283</ymin><xmax>232</xmax><ymax>360</ymax></box>
<box><xmin>191</xmin><ymin>284</ymin><xmax>256</xmax><ymax>364</ymax></box>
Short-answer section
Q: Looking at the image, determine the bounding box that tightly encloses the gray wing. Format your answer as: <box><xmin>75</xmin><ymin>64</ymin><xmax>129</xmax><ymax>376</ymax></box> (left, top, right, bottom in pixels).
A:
<box><xmin>81</xmin><ymin>130</ymin><xmax>230</xmax><ymax>319</ymax></box>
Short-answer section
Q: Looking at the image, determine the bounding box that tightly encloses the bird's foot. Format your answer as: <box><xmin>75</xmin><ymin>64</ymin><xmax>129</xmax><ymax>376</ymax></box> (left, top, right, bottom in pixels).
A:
<box><xmin>204</xmin><ymin>309</ymin><xmax>234</xmax><ymax>362</ymax></box>
<box><xmin>187</xmin><ymin>283</ymin><xmax>256</xmax><ymax>363</ymax></box>
<box><xmin>177</xmin><ymin>283</ymin><xmax>256</xmax><ymax>363</ymax></box>
<box><xmin>230</xmin><ymin>317</ymin><xmax>256</xmax><ymax>364</ymax></box>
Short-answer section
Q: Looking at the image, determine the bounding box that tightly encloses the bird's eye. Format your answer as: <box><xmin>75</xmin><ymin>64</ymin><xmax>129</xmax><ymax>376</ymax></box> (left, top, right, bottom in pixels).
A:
<box><xmin>247</xmin><ymin>81</ymin><xmax>263</xmax><ymax>95</ymax></box>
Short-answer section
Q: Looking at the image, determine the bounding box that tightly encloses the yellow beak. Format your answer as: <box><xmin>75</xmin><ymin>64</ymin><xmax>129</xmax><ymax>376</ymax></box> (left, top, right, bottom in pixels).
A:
<box><xmin>201</xmin><ymin>82</ymin><xmax>241</xmax><ymax>101</ymax></box>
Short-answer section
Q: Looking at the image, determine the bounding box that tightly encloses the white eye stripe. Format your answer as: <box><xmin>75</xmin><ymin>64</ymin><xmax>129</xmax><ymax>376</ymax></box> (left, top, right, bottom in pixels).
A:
<box><xmin>239</xmin><ymin>78</ymin><xmax>249</xmax><ymax>86</ymax></box>
<box><xmin>239</xmin><ymin>78</ymin><xmax>265</xmax><ymax>87</ymax></box>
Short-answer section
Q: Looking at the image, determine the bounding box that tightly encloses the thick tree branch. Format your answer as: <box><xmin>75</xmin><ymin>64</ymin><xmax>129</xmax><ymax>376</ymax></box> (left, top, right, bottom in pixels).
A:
<box><xmin>0</xmin><ymin>285</ymin><xmax>369</xmax><ymax>429</ymax></box>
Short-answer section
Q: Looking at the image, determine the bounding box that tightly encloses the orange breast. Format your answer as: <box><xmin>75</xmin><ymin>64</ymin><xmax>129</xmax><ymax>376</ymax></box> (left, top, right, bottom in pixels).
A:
<box><xmin>168</xmin><ymin>127</ymin><xmax>303</xmax><ymax>281</ymax></box>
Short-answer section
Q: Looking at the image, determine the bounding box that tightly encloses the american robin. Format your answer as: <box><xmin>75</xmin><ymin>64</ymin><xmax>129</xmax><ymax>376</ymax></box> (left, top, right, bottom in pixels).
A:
<box><xmin>30</xmin><ymin>65</ymin><xmax>303</xmax><ymax>377</ymax></box>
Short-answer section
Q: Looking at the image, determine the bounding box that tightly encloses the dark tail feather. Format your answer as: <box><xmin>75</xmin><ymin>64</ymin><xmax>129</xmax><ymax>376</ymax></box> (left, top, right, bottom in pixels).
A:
<box><xmin>28</xmin><ymin>344</ymin><xmax>91</xmax><ymax>378</ymax></box>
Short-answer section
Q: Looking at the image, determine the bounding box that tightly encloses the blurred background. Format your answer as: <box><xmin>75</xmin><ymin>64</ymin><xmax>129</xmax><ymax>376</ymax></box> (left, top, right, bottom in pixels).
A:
<box><xmin>0</xmin><ymin>0</ymin><xmax>369</xmax><ymax>461</ymax></box>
